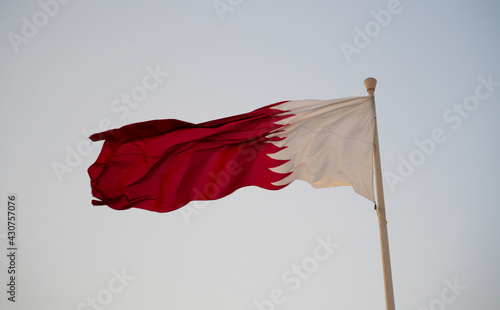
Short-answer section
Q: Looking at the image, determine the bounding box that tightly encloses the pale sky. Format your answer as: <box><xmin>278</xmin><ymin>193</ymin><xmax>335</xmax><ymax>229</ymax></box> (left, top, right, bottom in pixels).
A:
<box><xmin>1</xmin><ymin>1</ymin><xmax>500</xmax><ymax>309</ymax></box>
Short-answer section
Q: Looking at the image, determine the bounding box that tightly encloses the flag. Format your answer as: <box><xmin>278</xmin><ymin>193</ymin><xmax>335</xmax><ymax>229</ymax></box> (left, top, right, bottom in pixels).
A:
<box><xmin>88</xmin><ymin>97</ymin><xmax>375</xmax><ymax>213</ymax></box>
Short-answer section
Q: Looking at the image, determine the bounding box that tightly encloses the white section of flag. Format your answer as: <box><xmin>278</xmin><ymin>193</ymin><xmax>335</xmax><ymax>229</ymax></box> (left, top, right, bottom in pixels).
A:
<box><xmin>267</xmin><ymin>97</ymin><xmax>375</xmax><ymax>201</ymax></box>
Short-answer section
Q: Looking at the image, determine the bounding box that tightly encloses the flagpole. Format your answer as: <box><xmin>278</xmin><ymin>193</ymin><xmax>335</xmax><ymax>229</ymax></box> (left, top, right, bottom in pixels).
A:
<box><xmin>364</xmin><ymin>78</ymin><xmax>396</xmax><ymax>310</ymax></box>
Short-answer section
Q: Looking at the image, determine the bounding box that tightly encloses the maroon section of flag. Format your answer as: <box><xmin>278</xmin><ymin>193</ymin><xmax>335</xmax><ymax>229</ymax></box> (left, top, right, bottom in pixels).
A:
<box><xmin>88</xmin><ymin>102</ymin><xmax>293</xmax><ymax>213</ymax></box>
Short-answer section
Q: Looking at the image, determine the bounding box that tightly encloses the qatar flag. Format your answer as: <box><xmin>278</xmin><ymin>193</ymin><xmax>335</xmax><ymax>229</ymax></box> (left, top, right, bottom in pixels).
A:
<box><xmin>88</xmin><ymin>97</ymin><xmax>375</xmax><ymax>213</ymax></box>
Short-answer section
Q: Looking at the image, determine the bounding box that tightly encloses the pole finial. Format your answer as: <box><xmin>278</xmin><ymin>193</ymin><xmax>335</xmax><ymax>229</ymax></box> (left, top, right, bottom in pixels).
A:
<box><xmin>364</xmin><ymin>77</ymin><xmax>377</xmax><ymax>96</ymax></box>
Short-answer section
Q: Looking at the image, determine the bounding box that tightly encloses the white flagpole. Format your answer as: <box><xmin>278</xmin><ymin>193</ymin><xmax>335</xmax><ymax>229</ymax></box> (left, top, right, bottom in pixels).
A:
<box><xmin>364</xmin><ymin>78</ymin><xmax>396</xmax><ymax>310</ymax></box>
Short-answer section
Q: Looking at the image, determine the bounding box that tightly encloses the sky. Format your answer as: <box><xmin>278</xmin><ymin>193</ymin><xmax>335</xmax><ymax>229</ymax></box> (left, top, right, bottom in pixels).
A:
<box><xmin>1</xmin><ymin>0</ymin><xmax>500</xmax><ymax>309</ymax></box>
